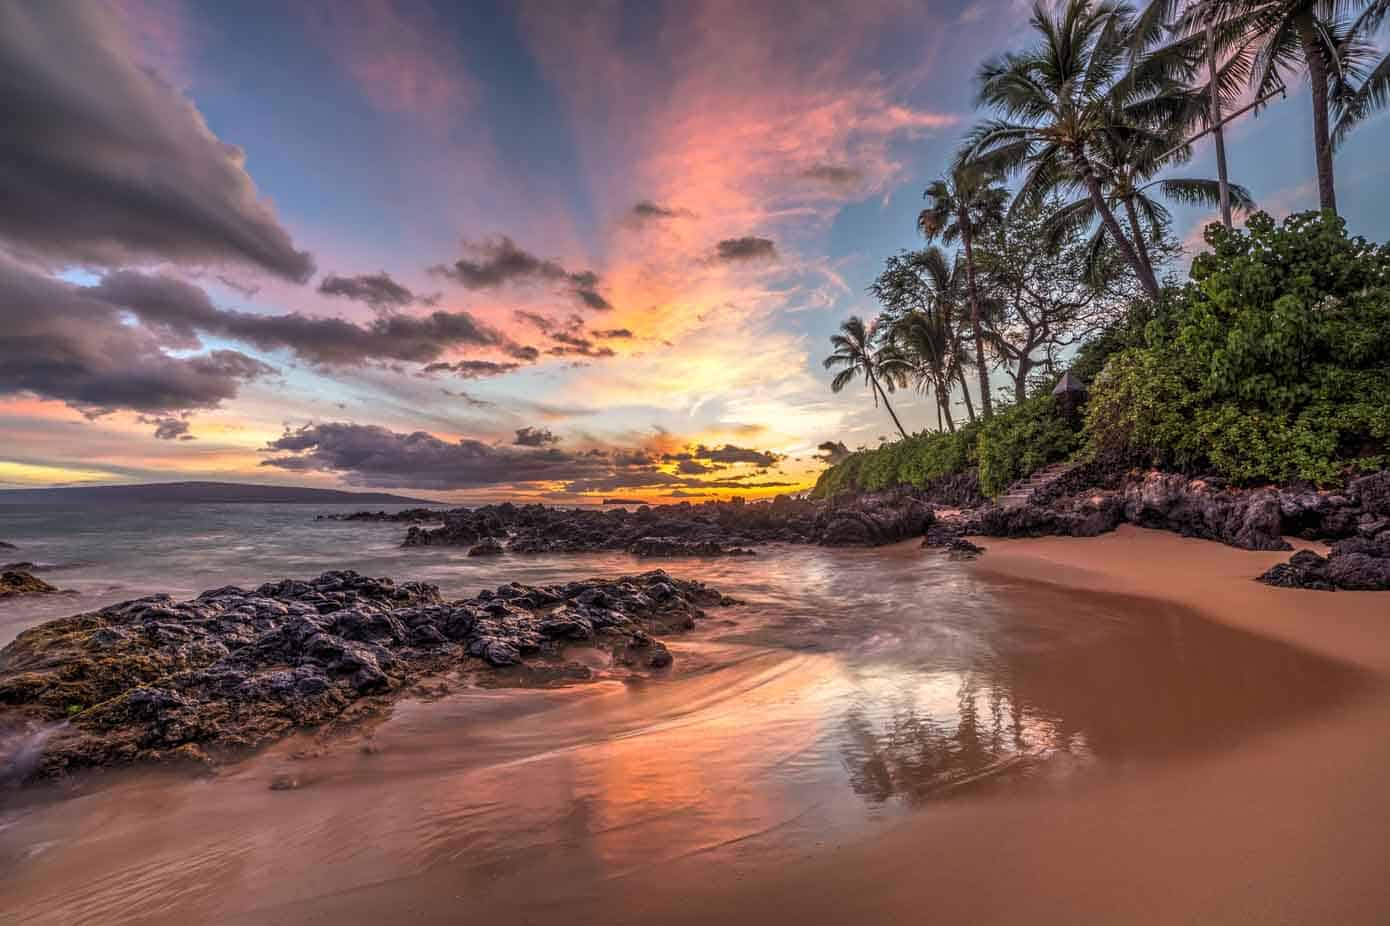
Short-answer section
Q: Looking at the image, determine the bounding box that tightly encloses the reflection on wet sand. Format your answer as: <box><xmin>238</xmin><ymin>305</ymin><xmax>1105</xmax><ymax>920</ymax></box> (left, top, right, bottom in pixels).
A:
<box><xmin>0</xmin><ymin>543</ymin><xmax>1373</xmax><ymax>924</ymax></box>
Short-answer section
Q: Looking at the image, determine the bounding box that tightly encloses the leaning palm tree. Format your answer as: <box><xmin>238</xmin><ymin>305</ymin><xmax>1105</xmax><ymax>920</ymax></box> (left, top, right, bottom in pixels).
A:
<box><xmin>1045</xmin><ymin>126</ymin><xmax>1255</xmax><ymax>281</ymax></box>
<box><xmin>918</xmin><ymin>166</ymin><xmax>1008</xmax><ymax>419</ymax></box>
<box><xmin>963</xmin><ymin>0</ymin><xmax>1190</xmax><ymax>300</ymax></box>
<box><xmin>824</xmin><ymin>316</ymin><xmax>910</xmax><ymax>440</ymax></box>
<box><xmin>883</xmin><ymin>310</ymin><xmax>959</xmax><ymax>432</ymax></box>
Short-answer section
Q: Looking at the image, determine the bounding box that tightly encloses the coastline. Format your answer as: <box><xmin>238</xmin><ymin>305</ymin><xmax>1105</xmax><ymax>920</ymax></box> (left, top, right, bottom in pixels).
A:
<box><xmin>5</xmin><ymin>526</ymin><xmax>1389</xmax><ymax>924</ymax></box>
<box><xmin>213</xmin><ymin>530</ymin><xmax>1390</xmax><ymax>923</ymax></box>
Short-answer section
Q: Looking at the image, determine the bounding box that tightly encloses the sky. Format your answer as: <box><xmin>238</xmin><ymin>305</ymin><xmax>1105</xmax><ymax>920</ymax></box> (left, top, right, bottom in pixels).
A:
<box><xmin>2</xmin><ymin>0</ymin><xmax>1388</xmax><ymax>503</ymax></box>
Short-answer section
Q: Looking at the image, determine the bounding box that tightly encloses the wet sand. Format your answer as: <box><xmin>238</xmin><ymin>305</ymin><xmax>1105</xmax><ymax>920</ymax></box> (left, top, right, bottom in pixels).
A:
<box><xmin>2</xmin><ymin>527</ymin><xmax>1388</xmax><ymax>924</ymax></box>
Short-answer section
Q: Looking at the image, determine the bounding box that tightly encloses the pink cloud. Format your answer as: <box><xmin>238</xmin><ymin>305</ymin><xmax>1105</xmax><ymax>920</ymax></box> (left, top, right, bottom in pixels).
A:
<box><xmin>305</xmin><ymin>0</ymin><xmax>475</xmax><ymax>119</ymax></box>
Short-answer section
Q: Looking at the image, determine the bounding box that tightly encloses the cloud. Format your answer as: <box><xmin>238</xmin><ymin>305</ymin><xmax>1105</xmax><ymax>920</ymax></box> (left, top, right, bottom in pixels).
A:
<box><xmin>260</xmin><ymin>421</ymin><xmax>796</xmax><ymax>494</ymax></box>
<box><xmin>664</xmin><ymin>443</ymin><xmax>784</xmax><ymax>467</ymax></box>
<box><xmin>0</xmin><ymin>255</ymin><xmax>275</xmax><ymax>419</ymax></box>
<box><xmin>514</xmin><ymin>426</ymin><xmax>559</xmax><ymax>447</ymax></box>
<box><xmin>430</xmin><ymin>236</ymin><xmax>611</xmax><ymax>309</ymax></box>
<box><xmin>140</xmin><ymin>416</ymin><xmax>194</xmax><ymax>441</ymax></box>
<box><xmin>713</xmin><ymin>237</ymin><xmax>778</xmax><ymax>262</ymax></box>
<box><xmin>801</xmin><ymin>164</ymin><xmax>864</xmax><ymax>186</ymax></box>
<box><xmin>317</xmin><ymin>271</ymin><xmax>419</xmax><ymax>311</ymax></box>
<box><xmin>591</xmin><ymin>328</ymin><xmax>633</xmax><ymax>339</ymax></box>
<box><xmin>261</xmin><ymin>422</ymin><xmax>609</xmax><ymax>489</ymax></box>
<box><xmin>816</xmin><ymin>440</ymin><xmax>851</xmax><ymax>465</ymax></box>
<box><xmin>88</xmin><ymin>270</ymin><xmax>528</xmax><ymax>367</ymax></box>
<box><xmin>630</xmin><ymin>200</ymin><xmax>689</xmax><ymax>221</ymax></box>
<box><xmin>422</xmin><ymin>360</ymin><xmax>525</xmax><ymax>379</ymax></box>
<box><xmin>548</xmin><ymin>332</ymin><xmax>616</xmax><ymax>358</ymax></box>
<box><xmin>0</xmin><ymin>3</ymin><xmax>314</xmax><ymax>281</ymax></box>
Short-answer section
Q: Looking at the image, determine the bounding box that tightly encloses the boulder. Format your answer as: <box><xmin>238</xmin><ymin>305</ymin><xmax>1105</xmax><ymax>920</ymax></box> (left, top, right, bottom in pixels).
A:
<box><xmin>0</xmin><ymin>568</ymin><xmax>734</xmax><ymax>781</ymax></box>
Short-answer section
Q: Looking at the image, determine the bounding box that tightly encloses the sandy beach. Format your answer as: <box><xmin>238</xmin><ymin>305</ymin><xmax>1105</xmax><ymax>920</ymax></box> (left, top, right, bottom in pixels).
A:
<box><xmin>577</xmin><ymin>526</ymin><xmax>1390</xmax><ymax>926</ymax></box>
<box><xmin>3</xmin><ymin>525</ymin><xmax>1387</xmax><ymax>925</ymax></box>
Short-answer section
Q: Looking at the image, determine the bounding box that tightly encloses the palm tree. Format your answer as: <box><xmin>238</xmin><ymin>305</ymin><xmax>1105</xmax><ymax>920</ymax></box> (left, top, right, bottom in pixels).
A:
<box><xmin>918</xmin><ymin>166</ymin><xmax>1008</xmax><ymax>419</ymax></box>
<box><xmin>883</xmin><ymin>310</ymin><xmax>959</xmax><ymax>432</ymax></box>
<box><xmin>1331</xmin><ymin>5</ymin><xmax>1390</xmax><ymax>151</ymax></box>
<box><xmin>963</xmin><ymin>0</ymin><xmax>1190</xmax><ymax>300</ymax></box>
<box><xmin>824</xmin><ymin>316</ymin><xmax>910</xmax><ymax>440</ymax></box>
<box><xmin>1045</xmin><ymin>127</ymin><xmax>1255</xmax><ymax>281</ymax></box>
<box><xmin>1168</xmin><ymin>0</ymin><xmax>1389</xmax><ymax>213</ymax></box>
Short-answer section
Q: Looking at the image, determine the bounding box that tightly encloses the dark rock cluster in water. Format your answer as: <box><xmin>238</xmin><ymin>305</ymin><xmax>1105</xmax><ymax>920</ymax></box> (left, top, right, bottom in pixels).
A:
<box><xmin>0</xmin><ymin>570</ymin><xmax>62</xmax><ymax>598</ymax></box>
<box><xmin>1258</xmin><ymin>538</ymin><xmax>1390</xmax><ymax>591</ymax></box>
<box><xmin>325</xmin><ymin>491</ymin><xmax>936</xmax><ymax>553</ymax></box>
<box><xmin>0</xmin><ymin>569</ymin><xmax>734</xmax><ymax>780</ymax></box>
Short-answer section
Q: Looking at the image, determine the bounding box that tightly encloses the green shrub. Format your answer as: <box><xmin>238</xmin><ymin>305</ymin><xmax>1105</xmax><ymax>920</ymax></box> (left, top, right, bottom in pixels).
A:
<box><xmin>1085</xmin><ymin>211</ymin><xmax>1390</xmax><ymax>485</ymax></box>
<box><xmin>977</xmin><ymin>396</ymin><xmax>1082</xmax><ymax>496</ymax></box>
<box><xmin>810</xmin><ymin>426</ymin><xmax>981</xmax><ymax>498</ymax></box>
<box><xmin>811</xmin><ymin>399</ymin><xmax>1077</xmax><ymax>499</ymax></box>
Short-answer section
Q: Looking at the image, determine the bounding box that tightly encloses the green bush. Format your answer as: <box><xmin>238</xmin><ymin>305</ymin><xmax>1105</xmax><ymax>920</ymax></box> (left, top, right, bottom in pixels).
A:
<box><xmin>977</xmin><ymin>396</ymin><xmax>1082</xmax><ymax>496</ymax></box>
<box><xmin>809</xmin><ymin>426</ymin><xmax>980</xmax><ymax>498</ymax></box>
<box><xmin>811</xmin><ymin>399</ymin><xmax>1077</xmax><ymax>499</ymax></box>
<box><xmin>1085</xmin><ymin>211</ymin><xmax>1390</xmax><ymax>485</ymax></box>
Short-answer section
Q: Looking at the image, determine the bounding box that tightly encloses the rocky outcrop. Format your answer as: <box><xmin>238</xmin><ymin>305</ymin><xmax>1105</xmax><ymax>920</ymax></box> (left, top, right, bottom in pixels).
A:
<box><xmin>0</xmin><ymin>569</ymin><xmax>733</xmax><ymax>779</ymax></box>
<box><xmin>317</xmin><ymin>508</ymin><xmax>444</xmax><ymax>523</ymax></box>
<box><xmin>964</xmin><ymin>493</ymin><xmax>1125</xmax><ymax>540</ymax></box>
<box><xmin>812</xmin><ymin>490</ymin><xmax>935</xmax><ymax>546</ymax></box>
<box><xmin>467</xmin><ymin>538</ymin><xmax>505</xmax><ymax>557</ymax></box>
<box><xmin>1258</xmin><ymin>538</ymin><xmax>1390</xmax><ymax>591</ymax></box>
<box><xmin>364</xmin><ymin>492</ymin><xmax>935</xmax><ymax>553</ymax></box>
<box><xmin>624</xmin><ymin>538</ymin><xmax>756</xmax><ymax>557</ymax></box>
<box><xmin>1122</xmin><ymin>473</ymin><xmax>1290</xmax><ymax>551</ymax></box>
<box><xmin>0</xmin><ymin>570</ymin><xmax>61</xmax><ymax>598</ymax></box>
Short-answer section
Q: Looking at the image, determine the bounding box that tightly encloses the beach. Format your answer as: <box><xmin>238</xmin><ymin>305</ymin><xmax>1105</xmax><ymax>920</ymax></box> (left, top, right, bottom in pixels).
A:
<box><xmin>2</xmin><ymin>523</ymin><xmax>1387</xmax><ymax>923</ymax></box>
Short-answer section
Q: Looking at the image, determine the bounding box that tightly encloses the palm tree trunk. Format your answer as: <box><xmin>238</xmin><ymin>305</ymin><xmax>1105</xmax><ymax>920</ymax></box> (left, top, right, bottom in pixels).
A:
<box><xmin>1122</xmin><ymin>197</ymin><xmax>1155</xmax><ymax>283</ymax></box>
<box><xmin>869</xmin><ymin>372</ymin><xmax>910</xmax><ymax>440</ymax></box>
<box><xmin>958</xmin><ymin>212</ymin><xmax>993</xmax><ymax>419</ymax></box>
<box><xmin>956</xmin><ymin>365</ymin><xmax>977</xmax><ymax>423</ymax></box>
<box><xmin>1297</xmin><ymin>12</ymin><xmax>1338</xmax><ymax>213</ymax></box>
<box><xmin>1080</xmin><ymin>162</ymin><xmax>1160</xmax><ymax>299</ymax></box>
<box><xmin>937</xmin><ymin>373</ymin><xmax>956</xmax><ymax>432</ymax></box>
<box><xmin>1207</xmin><ymin>16</ymin><xmax>1233</xmax><ymax>229</ymax></box>
<box><xmin>934</xmin><ymin>387</ymin><xmax>944</xmax><ymax>432</ymax></box>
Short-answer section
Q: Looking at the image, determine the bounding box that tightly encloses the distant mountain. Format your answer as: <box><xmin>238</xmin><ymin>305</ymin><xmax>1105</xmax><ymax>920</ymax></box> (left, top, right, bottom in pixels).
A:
<box><xmin>0</xmin><ymin>481</ymin><xmax>438</xmax><ymax>505</ymax></box>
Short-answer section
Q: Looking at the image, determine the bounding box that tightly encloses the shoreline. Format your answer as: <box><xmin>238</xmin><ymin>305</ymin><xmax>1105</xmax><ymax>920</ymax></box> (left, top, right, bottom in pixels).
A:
<box><xmin>967</xmin><ymin>524</ymin><xmax>1390</xmax><ymax>672</ymax></box>
<box><xmin>5</xmin><ymin>528</ymin><xmax>1390</xmax><ymax>924</ymax></box>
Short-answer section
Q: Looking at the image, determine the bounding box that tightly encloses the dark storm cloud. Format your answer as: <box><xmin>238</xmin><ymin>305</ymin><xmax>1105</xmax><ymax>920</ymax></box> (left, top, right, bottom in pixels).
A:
<box><xmin>0</xmin><ymin>256</ymin><xmax>274</xmax><ymax>418</ymax></box>
<box><xmin>430</xmin><ymin>236</ymin><xmax>612</xmax><ymax>310</ymax></box>
<box><xmin>591</xmin><ymin>328</ymin><xmax>633</xmax><ymax>339</ymax></box>
<box><xmin>714</xmin><ymin>237</ymin><xmax>778</xmax><ymax>262</ymax></box>
<box><xmin>547</xmin><ymin>332</ymin><xmax>615</xmax><ymax>358</ymax></box>
<box><xmin>662</xmin><ymin>444</ymin><xmax>784</xmax><ymax>467</ymax></box>
<box><xmin>317</xmin><ymin>272</ymin><xmax>417</xmax><ymax>311</ymax></box>
<box><xmin>422</xmin><ymin>360</ymin><xmax>525</xmax><ymax>379</ymax></box>
<box><xmin>261</xmin><ymin>423</ymin><xmax>612</xmax><ymax>490</ymax></box>
<box><xmin>631</xmin><ymin>200</ymin><xmax>686</xmax><ymax>221</ymax></box>
<box><xmin>88</xmin><ymin>271</ymin><xmax>527</xmax><ymax>367</ymax></box>
<box><xmin>260</xmin><ymin>422</ymin><xmax>792</xmax><ymax>494</ymax></box>
<box><xmin>801</xmin><ymin>164</ymin><xmax>864</xmax><ymax>186</ymax></box>
<box><xmin>514</xmin><ymin>426</ymin><xmax>559</xmax><ymax>447</ymax></box>
<box><xmin>0</xmin><ymin>4</ymin><xmax>314</xmax><ymax>281</ymax></box>
<box><xmin>140</xmin><ymin>416</ymin><xmax>194</xmax><ymax>440</ymax></box>
<box><xmin>816</xmin><ymin>440</ymin><xmax>851</xmax><ymax>464</ymax></box>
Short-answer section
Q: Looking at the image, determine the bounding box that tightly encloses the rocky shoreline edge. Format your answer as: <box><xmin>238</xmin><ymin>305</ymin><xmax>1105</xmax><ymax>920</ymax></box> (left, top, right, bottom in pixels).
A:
<box><xmin>321</xmin><ymin>468</ymin><xmax>1390</xmax><ymax>591</ymax></box>
<box><xmin>0</xmin><ymin>569</ymin><xmax>736</xmax><ymax>785</ymax></box>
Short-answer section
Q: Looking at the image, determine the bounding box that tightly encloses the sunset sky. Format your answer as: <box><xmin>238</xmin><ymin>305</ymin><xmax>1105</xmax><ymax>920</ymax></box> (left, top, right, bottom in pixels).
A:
<box><xmin>4</xmin><ymin>0</ymin><xmax>1389</xmax><ymax>502</ymax></box>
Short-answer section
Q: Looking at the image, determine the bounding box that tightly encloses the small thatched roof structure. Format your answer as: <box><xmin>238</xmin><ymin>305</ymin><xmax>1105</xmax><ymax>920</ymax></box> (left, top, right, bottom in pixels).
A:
<box><xmin>1052</xmin><ymin>371</ymin><xmax>1087</xmax><ymax>396</ymax></box>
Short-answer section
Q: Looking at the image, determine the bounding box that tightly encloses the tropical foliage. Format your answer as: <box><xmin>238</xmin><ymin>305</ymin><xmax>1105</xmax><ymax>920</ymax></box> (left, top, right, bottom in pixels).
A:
<box><xmin>819</xmin><ymin>0</ymin><xmax>1389</xmax><ymax>498</ymax></box>
<box><xmin>1085</xmin><ymin>211</ymin><xmax>1390</xmax><ymax>483</ymax></box>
